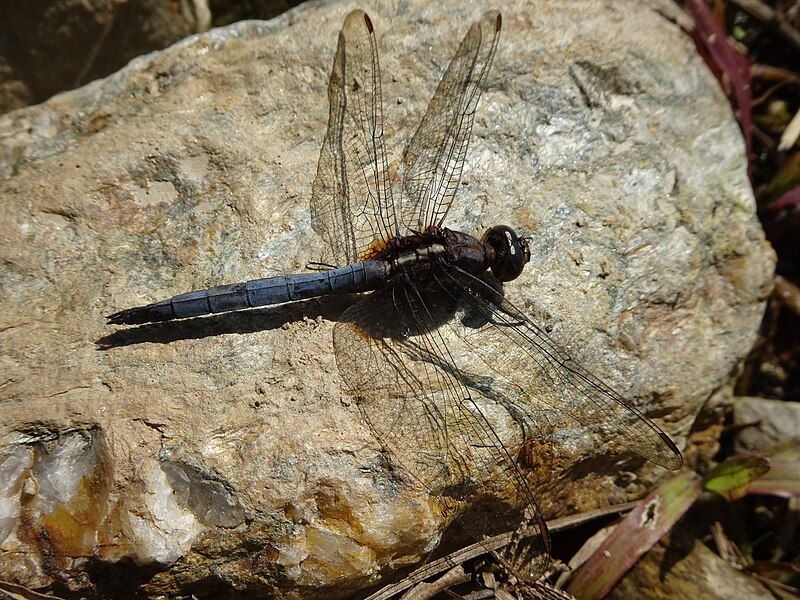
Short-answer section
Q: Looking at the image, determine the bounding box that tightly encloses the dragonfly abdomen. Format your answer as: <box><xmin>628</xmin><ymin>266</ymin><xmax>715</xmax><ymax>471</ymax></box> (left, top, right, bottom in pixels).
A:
<box><xmin>107</xmin><ymin>260</ymin><xmax>389</xmax><ymax>325</ymax></box>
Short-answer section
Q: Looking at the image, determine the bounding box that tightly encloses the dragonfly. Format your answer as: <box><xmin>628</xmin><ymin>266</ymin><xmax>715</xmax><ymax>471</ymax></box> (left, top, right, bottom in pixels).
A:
<box><xmin>108</xmin><ymin>8</ymin><xmax>682</xmax><ymax>582</ymax></box>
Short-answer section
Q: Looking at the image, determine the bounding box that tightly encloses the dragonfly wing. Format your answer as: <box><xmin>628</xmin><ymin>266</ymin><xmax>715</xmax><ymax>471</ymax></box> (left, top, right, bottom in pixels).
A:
<box><xmin>311</xmin><ymin>10</ymin><xmax>398</xmax><ymax>265</ymax></box>
<box><xmin>401</xmin><ymin>10</ymin><xmax>501</xmax><ymax>232</ymax></box>
<box><xmin>333</xmin><ymin>281</ymin><xmax>550</xmax><ymax>581</ymax></box>
<box><xmin>334</xmin><ymin>285</ymin><xmax>458</xmax><ymax>488</ymax></box>
<box><xmin>433</xmin><ymin>264</ymin><xmax>684</xmax><ymax>471</ymax></box>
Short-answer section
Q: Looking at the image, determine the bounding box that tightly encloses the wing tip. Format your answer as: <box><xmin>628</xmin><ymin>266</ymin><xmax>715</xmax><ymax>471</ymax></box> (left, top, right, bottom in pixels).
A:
<box><xmin>662</xmin><ymin>455</ymin><xmax>684</xmax><ymax>470</ymax></box>
<box><xmin>483</xmin><ymin>9</ymin><xmax>502</xmax><ymax>32</ymax></box>
<box><xmin>657</xmin><ymin>432</ymin><xmax>684</xmax><ymax>470</ymax></box>
<box><xmin>343</xmin><ymin>9</ymin><xmax>372</xmax><ymax>33</ymax></box>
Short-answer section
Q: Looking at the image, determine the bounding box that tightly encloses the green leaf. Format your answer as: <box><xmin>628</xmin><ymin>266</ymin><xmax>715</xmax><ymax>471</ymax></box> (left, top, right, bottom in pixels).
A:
<box><xmin>763</xmin><ymin>151</ymin><xmax>800</xmax><ymax>204</ymax></box>
<box><xmin>702</xmin><ymin>454</ymin><xmax>771</xmax><ymax>501</ymax></box>
<box><xmin>749</xmin><ymin>438</ymin><xmax>800</xmax><ymax>498</ymax></box>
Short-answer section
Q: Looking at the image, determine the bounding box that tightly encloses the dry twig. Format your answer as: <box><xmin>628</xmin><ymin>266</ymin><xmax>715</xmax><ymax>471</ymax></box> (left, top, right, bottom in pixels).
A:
<box><xmin>366</xmin><ymin>502</ymin><xmax>638</xmax><ymax>600</ymax></box>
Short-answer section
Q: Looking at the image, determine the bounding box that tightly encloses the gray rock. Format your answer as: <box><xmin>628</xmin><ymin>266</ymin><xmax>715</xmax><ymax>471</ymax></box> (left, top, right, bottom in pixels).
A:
<box><xmin>609</xmin><ymin>537</ymin><xmax>773</xmax><ymax>600</ymax></box>
<box><xmin>0</xmin><ymin>0</ymin><xmax>774</xmax><ymax>597</ymax></box>
<box><xmin>734</xmin><ymin>396</ymin><xmax>800</xmax><ymax>452</ymax></box>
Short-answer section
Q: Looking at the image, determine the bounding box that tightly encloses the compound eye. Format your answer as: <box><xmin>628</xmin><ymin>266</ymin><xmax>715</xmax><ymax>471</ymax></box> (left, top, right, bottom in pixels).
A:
<box><xmin>482</xmin><ymin>225</ymin><xmax>531</xmax><ymax>282</ymax></box>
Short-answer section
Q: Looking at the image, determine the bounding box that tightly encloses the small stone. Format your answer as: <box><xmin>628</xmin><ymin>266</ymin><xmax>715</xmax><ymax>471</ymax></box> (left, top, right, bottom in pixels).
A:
<box><xmin>733</xmin><ymin>396</ymin><xmax>800</xmax><ymax>452</ymax></box>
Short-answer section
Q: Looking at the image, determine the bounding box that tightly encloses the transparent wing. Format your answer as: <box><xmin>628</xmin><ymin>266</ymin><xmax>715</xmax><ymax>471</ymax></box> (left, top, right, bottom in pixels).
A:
<box><xmin>333</xmin><ymin>281</ymin><xmax>550</xmax><ymax>581</ymax></box>
<box><xmin>433</xmin><ymin>265</ymin><xmax>684</xmax><ymax>471</ymax></box>
<box><xmin>401</xmin><ymin>10</ymin><xmax>501</xmax><ymax>232</ymax></box>
<box><xmin>311</xmin><ymin>10</ymin><xmax>398</xmax><ymax>265</ymax></box>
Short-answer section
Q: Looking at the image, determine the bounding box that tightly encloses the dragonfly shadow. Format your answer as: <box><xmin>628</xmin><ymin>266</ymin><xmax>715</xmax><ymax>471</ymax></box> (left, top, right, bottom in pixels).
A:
<box><xmin>96</xmin><ymin>294</ymin><xmax>361</xmax><ymax>349</ymax></box>
<box><xmin>561</xmin><ymin>450</ymin><xmax>647</xmax><ymax>481</ymax></box>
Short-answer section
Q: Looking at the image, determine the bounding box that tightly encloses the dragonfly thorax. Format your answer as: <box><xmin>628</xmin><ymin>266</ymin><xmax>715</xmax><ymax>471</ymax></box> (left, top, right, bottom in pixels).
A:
<box><xmin>380</xmin><ymin>228</ymin><xmax>492</xmax><ymax>283</ymax></box>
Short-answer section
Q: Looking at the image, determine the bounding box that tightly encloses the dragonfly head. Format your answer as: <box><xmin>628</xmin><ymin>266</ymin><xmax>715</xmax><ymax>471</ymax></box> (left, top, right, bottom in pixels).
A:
<box><xmin>482</xmin><ymin>225</ymin><xmax>531</xmax><ymax>282</ymax></box>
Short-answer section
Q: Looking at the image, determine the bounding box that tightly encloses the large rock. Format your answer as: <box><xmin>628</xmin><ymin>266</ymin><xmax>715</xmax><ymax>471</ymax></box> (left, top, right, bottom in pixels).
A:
<box><xmin>0</xmin><ymin>0</ymin><xmax>774</xmax><ymax>597</ymax></box>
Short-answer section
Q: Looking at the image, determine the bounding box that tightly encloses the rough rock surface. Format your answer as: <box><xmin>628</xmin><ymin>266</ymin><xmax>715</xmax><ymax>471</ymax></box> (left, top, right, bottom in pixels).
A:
<box><xmin>733</xmin><ymin>396</ymin><xmax>800</xmax><ymax>452</ymax></box>
<box><xmin>609</xmin><ymin>537</ymin><xmax>773</xmax><ymax>600</ymax></box>
<box><xmin>0</xmin><ymin>0</ymin><xmax>774</xmax><ymax>597</ymax></box>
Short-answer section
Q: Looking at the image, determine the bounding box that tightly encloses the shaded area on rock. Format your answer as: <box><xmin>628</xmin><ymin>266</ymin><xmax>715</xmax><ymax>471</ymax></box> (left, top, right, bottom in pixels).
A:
<box><xmin>0</xmin><ymin>0</ymin><xmax>304</xmax><ymax>115</ymax></box>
